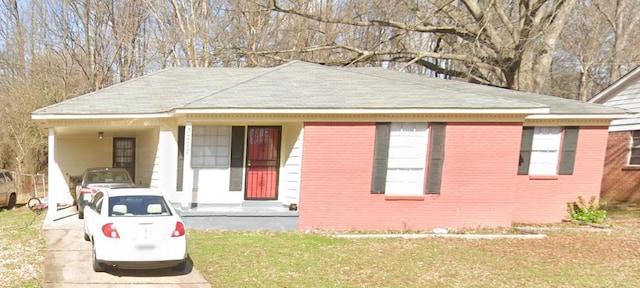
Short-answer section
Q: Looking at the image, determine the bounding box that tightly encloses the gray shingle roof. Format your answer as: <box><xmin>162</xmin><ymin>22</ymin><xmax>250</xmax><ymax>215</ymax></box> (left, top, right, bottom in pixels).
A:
<box><xmin>32</xmin><ymin>61</ymin><xmax>626</xmax><ymax>116</ymax></box>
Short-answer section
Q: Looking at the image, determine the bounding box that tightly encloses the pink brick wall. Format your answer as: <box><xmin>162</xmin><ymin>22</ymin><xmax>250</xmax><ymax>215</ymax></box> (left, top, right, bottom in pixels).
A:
<box><xmin>511</xmin><ymin>127</ymin><xmax>609</xmax><ymax>223</ymax></box>
<box><xmin>600</xmin><ymin>131</ymin><xmax>640</xmax><ymax>203</ymax></box>
<box><xmin>298</xmin><ymin>122</ymin><xmax>610</xmax><ymax>231</ymax></box>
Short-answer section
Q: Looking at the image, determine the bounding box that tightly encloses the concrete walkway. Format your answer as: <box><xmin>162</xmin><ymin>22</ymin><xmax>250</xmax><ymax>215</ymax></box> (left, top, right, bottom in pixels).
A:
<box><xmin>42</xmin><ymin>207</ymin><xmax>211</xmax><ymax>288</ymax></box>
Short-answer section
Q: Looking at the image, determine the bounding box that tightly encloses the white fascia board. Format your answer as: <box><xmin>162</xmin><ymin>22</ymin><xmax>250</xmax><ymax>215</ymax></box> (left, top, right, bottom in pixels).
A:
<box><xmin>174</xmin><ymin>107</ymin><xmax>551</xmax><ymax>115</ymax></box>
<box><xmin>609</xmin><ymin>123</ymin><xmax>640</xmax><ymax>132</ymax></box>
<box><xmin>609</xmin><ymin>117</ymin><xmax>640</xmax><ymax>127</ymax></box>
<box><xmin>525</xmin><ymin>113</ymin><xmax>633</xmax><ymax>120</ymax></box>
<box><xmin>31</xmin><ymin>112</ymin><xmax>174</xmax><ymax>120</ymax></box>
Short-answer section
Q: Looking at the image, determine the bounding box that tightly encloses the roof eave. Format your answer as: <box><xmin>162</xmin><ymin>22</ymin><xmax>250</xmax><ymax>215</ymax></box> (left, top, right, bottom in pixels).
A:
<box><xmin>525</xmin><ymin>113</ymin><xmax>633</xmax><ymax>120</ymax></box>
<box><xmin>173</xmin><ymin>107</ymin><xmax>552</xmax><ymax>115</ymax></box>
<box><xmin>588</xmin><ymin>66</ymin><xmax>640</xmax><ymax>103</ymax></box>
<box><xmin>31</xmin><ymin>112</ymin><xmax>174</xmax><ymax>120</ymax></box>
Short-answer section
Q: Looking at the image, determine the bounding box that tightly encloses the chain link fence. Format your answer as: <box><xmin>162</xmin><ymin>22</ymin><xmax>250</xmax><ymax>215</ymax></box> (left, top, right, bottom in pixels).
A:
<box><xmin>14</xmin><ymin>173</ymin><xmax>47</xmax><ymax>205</ymax></box>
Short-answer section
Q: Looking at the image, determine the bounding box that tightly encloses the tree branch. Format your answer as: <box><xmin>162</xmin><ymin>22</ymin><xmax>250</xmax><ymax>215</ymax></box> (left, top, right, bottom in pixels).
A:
<box><xmin>270</xmin><ymin>0</ymin><xmax>480</xmax><ymax>42</ymax></box>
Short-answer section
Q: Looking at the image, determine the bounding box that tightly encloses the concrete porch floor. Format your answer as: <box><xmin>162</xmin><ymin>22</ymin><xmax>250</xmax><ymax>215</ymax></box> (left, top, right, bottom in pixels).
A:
<box><xmin>173</xmin><ymin>201</ymin><xmax>299</xmax><ymax>231</ymax></box>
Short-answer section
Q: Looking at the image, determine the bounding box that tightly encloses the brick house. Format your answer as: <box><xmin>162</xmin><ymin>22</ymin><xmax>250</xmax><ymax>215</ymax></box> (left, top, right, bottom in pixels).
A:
<box><xmin>33</xmin><ymin>61</ymin><xmax>627</xmax><ymax>231</ymax></box>
<box><xmin>589</xmin><ymin>66</ymin><xmax>640</xmax><ymax>203</ymax></box>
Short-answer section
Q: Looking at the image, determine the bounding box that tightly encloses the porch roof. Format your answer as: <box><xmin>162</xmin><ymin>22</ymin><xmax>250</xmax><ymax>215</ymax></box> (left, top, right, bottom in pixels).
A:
<box><xmin>32</xmin><ymin>61</ymin><xmax>628</xmax><ymax>120</ymax></box>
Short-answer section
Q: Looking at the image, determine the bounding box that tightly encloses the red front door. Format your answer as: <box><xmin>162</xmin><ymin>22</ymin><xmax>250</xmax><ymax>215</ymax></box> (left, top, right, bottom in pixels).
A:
<box><xmin>245</xmin><ymin>126</ymin><xmax>281</xmax><ymax>200</ymax></box>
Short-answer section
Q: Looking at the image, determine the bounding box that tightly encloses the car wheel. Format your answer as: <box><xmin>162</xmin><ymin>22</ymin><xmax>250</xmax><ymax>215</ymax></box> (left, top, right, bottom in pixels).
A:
<box><xmin>7</xmin><ymin>193</ymin><xmax>16</xmax><ymax>210</ymax></box>
<box><xmin>91</xmin><ymin>242</ymin><xmax>105</xmax><ymax>272</ymax></box>
<box><xmin>84</xmin><ymin>231</ymin><xmax>90</xmax><ymax>241</ymax></box>
<box><xmin>171</xmin><ymin>260</ymin><xmax>187</xmax><ymax>271</ymax></box>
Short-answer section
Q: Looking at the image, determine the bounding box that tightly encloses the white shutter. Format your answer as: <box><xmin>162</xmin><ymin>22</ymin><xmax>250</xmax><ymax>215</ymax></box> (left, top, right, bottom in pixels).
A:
<box><xmin>529</xmin><ymin>127</ymin><xmax>562</xmax><ymax>175</ymax></box>
<box><xmin>385</xmin><ymin>123</ymin><xmax>429</xmax><ymax>196</ymax></box>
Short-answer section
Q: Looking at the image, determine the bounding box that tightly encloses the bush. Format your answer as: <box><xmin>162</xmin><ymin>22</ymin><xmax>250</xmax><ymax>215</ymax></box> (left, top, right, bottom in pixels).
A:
<box><xmin>567</xmin><ymin>196</ymin><xmax>607</xmax><ymax>224</ymax></box>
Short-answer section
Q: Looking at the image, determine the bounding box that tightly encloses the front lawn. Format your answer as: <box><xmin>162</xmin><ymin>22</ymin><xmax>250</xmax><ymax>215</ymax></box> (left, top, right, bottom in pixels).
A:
<box><xmin>188</xmin><ymin>204</ymin><xmax>640</xmax><ymax>287</ymax></box>
<box><xmin>2</xmin><ymin>204</ymin><xmax>639</xmax><ymax>287</ymax></box>
<box><xmin>0</xmin><ymin>207</ymin><xmax>45</xmax><ymax>288</ymax></box>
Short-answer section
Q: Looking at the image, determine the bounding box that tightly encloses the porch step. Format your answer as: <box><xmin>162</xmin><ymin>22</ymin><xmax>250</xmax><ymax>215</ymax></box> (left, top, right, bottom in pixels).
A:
<box><xmin>173</xmin><ymin>202</ymin><xmax>299</xmax><ymax>231</ymax></box>
<box><xmin>181</xmin><ymin>215</ymin><xmax>298</xmax><ymax>231</ymax></box>
<box><xmin>173</xmin><ymin>202</ymin><xmax>298</xmax><ymax>217</ymax></box>
<box><xmin>242</xmin><ymin>200</ymin><xmax>285</xmax><ymax>208</ymax></box>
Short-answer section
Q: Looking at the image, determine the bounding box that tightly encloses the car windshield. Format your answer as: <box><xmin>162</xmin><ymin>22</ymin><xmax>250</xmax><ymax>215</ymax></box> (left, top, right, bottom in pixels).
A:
<box><xmin>87</xmin><ymin>170</ymin><xmax>131</xmax><ymax>183</ymax></box>
<box><xmin>108</xmin><ymin>195</ymin><xmax>172</xmax><ymax>217</ymax></box>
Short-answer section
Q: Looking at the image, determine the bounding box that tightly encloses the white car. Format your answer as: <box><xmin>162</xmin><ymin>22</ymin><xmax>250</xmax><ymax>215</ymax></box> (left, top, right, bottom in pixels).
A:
<box><xmin>83</xmin><ymin>188</ymin><xmax>187</xmax><ymax>272</ymax></box>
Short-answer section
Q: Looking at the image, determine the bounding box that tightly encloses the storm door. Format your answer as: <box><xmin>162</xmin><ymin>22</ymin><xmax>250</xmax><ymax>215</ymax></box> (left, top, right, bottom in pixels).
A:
<box><xmin>245</xmin><ymin>127</ymin><xmax>281</xmax><ymax>200</ymax></box>
<box><xmin>113</xmin><ymin>138</ymin><xmax>136</xmax><ymax>181</ymax></box>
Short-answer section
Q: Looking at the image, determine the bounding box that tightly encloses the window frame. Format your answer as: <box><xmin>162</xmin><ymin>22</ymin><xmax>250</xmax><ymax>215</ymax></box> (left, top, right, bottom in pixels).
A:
<box><xmin>629</xmin><ymin>131</ymin><xmax>640</xmax><ymax>166</ymax></box>
<box><xmin>191</xmin><ymin>126</ymin><xmax>231</xmax><ymax>168</ymax></box>
<box><xmin>371</xmin><ymin>122</ymin><xmax>446</xmax><ymax>196</ymax></box>
<box><xmin>384</xmin><ymin>122</ymin><xmax>430</xmax><ymax>197</ymax></box>
<box><xmin>528</xmin><ymin>127</ymin><xmax>563</xmax><ymax>176</ymax></box>
<box><xmin>518</xmin><ymin>126</ymin><xmax>579</xmax><ymax>176</ymax></box>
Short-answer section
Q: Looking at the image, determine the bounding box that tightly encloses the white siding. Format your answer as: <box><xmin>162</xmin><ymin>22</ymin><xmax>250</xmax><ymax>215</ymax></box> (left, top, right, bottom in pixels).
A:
<box><xmin>193</xmin><ymin>168</ymin><xmax>242</xmax><ymax>204</ymax></box>
<box><xmin>280</xmin><ymin>127</ymin><xmax>304</xmax><ymax>206</ymax></box>
<box><xmin>603</xmin><ymin>81</ymin><xmax>640</xmax><ymax>131</ymax></box>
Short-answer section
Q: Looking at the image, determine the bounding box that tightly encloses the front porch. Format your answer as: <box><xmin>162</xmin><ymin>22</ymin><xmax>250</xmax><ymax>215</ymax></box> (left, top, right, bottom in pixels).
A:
<box><xmin>173</xmin><ymin>201</ymin><xmax>299</xmax><ymax>231</ymax></box>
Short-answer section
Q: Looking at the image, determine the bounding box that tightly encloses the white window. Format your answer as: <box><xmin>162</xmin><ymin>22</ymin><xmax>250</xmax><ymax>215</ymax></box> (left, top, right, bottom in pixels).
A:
<box><xmin>385</xmin><ymin>123</ymin><xmax>429</xmax><ymax>196</ymax></box>
<box><xmin>529</xmin><ymin>127</ymin><xmax>562</xmax><ymax>175</ymax></box>
<box><xmin>191</xmin><ymin>126</ymin><xmax>231</xmax><ymax>168</ymax></box>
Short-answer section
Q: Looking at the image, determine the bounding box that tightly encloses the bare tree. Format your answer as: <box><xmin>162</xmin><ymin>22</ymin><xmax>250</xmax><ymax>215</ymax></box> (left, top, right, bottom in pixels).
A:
<box><xmin>0</xmin><ymin>0</ymin><xmax>27</xmax><ymax>78</ymax></box>
<box><xmin>247</xmin><ymin>0</ymin><xmax>577</xmax><ymax>94</ymax></box>
<box><xmin>595</xmin><ymin>0</ymin><xmax>640</xmax><ymax>84</ymax></box>
<box><xmin>554</xmin><ymin>0</ymin><xmax>640</xmax><ymax>100</ymax></box>
<box><xmin>144</xmin><ymin>0</ymin><xmax>220</xmax><ymax>67</ymax></box>
<box><xmin>554</xmin><ymin>1</ymin><xmax>612</xmax><ymax>101</ymax></box>
<box><xmin>0</xmin><ymin>0</ymin><xmax>65</xmax><ymax>173</ymax></box>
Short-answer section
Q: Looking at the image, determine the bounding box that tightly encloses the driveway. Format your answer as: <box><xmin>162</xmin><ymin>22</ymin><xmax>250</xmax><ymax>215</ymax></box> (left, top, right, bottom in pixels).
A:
<box><xmin>43</xmin><ymin>207</ymin><xmax>211</xmax><ymax>288</ymax></box>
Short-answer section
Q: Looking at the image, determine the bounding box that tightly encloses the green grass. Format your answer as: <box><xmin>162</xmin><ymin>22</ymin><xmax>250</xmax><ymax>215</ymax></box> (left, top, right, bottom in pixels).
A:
<box><xmin>189</xmin><ymin>206</ymin><xmax>640</xmax><ymax>288</ymax></box>
<box><xmin>2</xmin><ymin>204</ymin><xmax>640</xmax><ymax>288</ymax></box>
<box><xmin>0</xmin><ymin>206</ymin><xmax>45</xmax><ymax>288</ymax></box>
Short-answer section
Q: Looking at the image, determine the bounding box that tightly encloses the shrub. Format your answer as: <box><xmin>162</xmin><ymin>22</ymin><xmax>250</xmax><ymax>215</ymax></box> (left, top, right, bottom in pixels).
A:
<box><xmin>567</xmin><ymin>196</ymin><xmax>607</xmax><ymax>224</ymax></box>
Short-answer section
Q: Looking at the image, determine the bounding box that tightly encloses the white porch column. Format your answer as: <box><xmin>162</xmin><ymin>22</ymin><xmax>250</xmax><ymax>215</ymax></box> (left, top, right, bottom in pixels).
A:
<box><xmin>154</xmin><ymin>127</ymin><xmax>179</xmax><ymax>201</ymax></box>
<box><xmin>44</xmin><ymin>128</ymin><xmax>67</xmax><ymax>224</ymax></box>
<box><xmin>181</xmin><ymin>122</ymin><xmax>193</xmax><ymax>208</ymax></box>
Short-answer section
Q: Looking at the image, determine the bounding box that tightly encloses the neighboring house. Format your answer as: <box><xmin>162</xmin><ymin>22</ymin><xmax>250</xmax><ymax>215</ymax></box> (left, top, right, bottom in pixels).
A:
<box><xmin>589</xmin><ymin>66</ymin><xmax>640</xmax><ymax>203</ymax></box>
<box><xmin>32</xmin><ymin>61</ymin><xmax>628</xmax><ymax>231</ymax></box>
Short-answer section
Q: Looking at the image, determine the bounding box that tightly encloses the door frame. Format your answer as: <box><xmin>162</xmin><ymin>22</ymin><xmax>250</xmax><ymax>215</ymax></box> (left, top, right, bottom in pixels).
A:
<box><xmin>113</xmin><ymin>137</ymin><xmax>136</xmax><ymax>182</ymax></box>
<box><xmin>244</xmin><ymin>126</ymin><xmax>282</xmax><ymax>200</ymax></box>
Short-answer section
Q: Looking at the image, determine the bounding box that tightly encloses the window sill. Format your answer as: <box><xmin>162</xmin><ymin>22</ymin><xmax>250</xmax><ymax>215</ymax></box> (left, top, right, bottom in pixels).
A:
<box><xmin>622</xmin><ymin>166</ymin><xmax>640</xmax><ymax>171</ymax></box>
<box><xmin>528</xmin><ymin>175</ymin><xmax>559</xmax><ymax>180</ymax></box>
<box><xmin>384</xmin><ymin>195</ymin><xmax>425</xmax><ymax>201</ymax></box>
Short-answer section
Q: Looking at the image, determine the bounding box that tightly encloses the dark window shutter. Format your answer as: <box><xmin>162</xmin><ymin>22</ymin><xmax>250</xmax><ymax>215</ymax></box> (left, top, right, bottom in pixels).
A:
<box><xmin>426</xmin><ymin>123</ymin><xmax>446</xmax><ymax>194</ymax></box>
<box><xmin>559</xmin><ymin>127</ymin><xmax>579</xmax><ymax>175</ymax></box>
<box><xmin>371</xmin><ymin>123</ymin><xmax>390</xmax><ymax>194</ymax></box>
<box><xmin>229</xmin><ymin>126</ymin><xmax>245</xmax><ymax>191</ymax></box>
<box><xmin>518</xmin><ymin>127</ymin><xmax>534</xmax><ymax>175</ymax></box>
<box><xmin>177</xmin><ymin>126</ymin><xmax>185</xmax><ymax>158</ymax></box>
<box><xmin>176</xmin><ymin>126</ymin><xmax>185</xmax><ymax>191</ymax></box>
